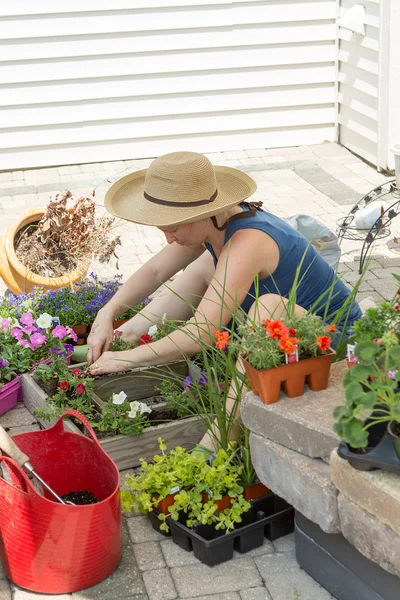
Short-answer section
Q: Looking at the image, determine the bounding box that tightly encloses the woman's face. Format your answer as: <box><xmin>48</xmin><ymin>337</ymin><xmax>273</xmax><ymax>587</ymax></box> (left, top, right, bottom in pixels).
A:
<box><xmin>159</xmin><ymin>219</ymin><xmax>208</xmax><ymax>247</ymax></box>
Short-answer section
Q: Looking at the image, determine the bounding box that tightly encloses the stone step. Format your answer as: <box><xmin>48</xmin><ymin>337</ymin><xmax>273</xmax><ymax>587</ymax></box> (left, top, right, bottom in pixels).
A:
<box><xmin>242</xmin><ymin>360</ymin><xmax>346</xmax><ymax>459</ymax></box>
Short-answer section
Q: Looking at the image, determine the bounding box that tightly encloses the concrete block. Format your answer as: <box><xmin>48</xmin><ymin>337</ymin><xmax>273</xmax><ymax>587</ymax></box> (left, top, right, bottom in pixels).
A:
<box><xmin>244</xmin><ymin>149</ymin><xmax>269</xmax><ymax>158</ymax></box>
<box><xmin>272</xmin><ymin>533</ymin><xmax>295</xmax><ymax>554</ymax></box>
<box><xmin>0</xmin><ymin>582</ymin><xmax>11</xmax><ymax>600</ymax></box>
<box><xmin>127</xmin><ymin>516</ymin><xmax>165</xmax><ymax>543</ymax></box>
<box><xmin>160</xmin><ymin>540</ymin><xmax>200</xmax><ymax>568</ymax></box>
<box><xmin>171</xmin><ymin>558</ymin><xmax>261</xmax><ymax>598</ymax></box>
<box><xmin>250</xmin><ymin>434</ymin><xmax>340</xmax><ymax>533</ymax></box>
<box><xmin>13</xmin><ymin>589</ymin><xmax>68</xmax><ymax>599</ymax></box>
<box><xmin>241</xmin><ymin>361</ymin><xmax>345</xmax><ymax>459</ymax></box>
<box><xmin>338</xmin><ymin>494</ymin><xmax>400</xmax><ymax>578</ymax></box>
<box><xmin>331</xmin><ymin>450</ymin><xmax>400</xmax><ymax>536</ymax></box>
<box><xmin>133</xmin><ymin>542</ymin><xmax>165</xmax><ymax>571</ymax></box>
<box><xmin>24</xmin><ymin>168</ymin><xmax>60</xmax><ymax>185</ymax></box>
<box><xmin>223</xmin><ymin>151</ymin><xmax>248</xmax><ymax>159</ymax></box>
<box><xmin>239</xmin><ymin>588</ymin><xmax>272</xmax><ymax>600</ymax></box>
<box><xmin>254</xmin><ymin>552</ymin><xmax>335</xmax><ymax>600</ymax></box>
<box><xmin>143</xmin><ymin>568</ymin><xmax>177</xmax><ymax>600</ymax></box>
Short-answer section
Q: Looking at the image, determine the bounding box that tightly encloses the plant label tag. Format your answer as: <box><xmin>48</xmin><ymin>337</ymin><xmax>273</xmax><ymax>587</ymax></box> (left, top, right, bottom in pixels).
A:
<box><xmin>347</xmin><ymin>344</ymin><xmax>357</xmax><ymax>363</ymax></box>
<box><xmin>285</xmin><ymin>349</ymin><xmax>299</xmax><ymax>365</ymax></box>
<box><xmin>51</xmin><ymin>317</ymin><xmax>61</xmax><ymax>327</ymax></box>
<box><xmin>170</xmin><ymin>486</ymin><xmax>180</xmax><ymax>495</ymax></box>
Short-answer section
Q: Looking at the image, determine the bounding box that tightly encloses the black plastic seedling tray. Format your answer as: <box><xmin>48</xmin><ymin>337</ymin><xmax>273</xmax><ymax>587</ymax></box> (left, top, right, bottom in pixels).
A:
<box><xmin>166</xmin><ymin>493</ymin><xmax>294</xmax><ymax>567</ymax></box>
<box><xmin>148</xmin><ymin>508</ymin><xmax>171</xmax><ymax>537</ymax></box>
<box><xmin>338</xmin><ymin>418</ymin><xmax>400</xmax><ymax>473</ymax></box>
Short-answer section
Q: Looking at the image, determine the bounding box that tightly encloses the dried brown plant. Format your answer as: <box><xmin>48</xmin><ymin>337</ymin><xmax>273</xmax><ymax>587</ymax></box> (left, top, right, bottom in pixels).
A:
<box><xmin>16</xmin><ymin>191</ymin><xmax>121</xmax><ymax>277</ymax></box>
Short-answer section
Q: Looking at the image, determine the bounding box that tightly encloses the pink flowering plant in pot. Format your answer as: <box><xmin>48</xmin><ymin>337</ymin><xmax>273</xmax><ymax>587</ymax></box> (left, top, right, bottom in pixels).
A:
<box><xmin>0</xmin><ymin>312</ymin><xmax>77</xmax><ymax>376</ymax></box>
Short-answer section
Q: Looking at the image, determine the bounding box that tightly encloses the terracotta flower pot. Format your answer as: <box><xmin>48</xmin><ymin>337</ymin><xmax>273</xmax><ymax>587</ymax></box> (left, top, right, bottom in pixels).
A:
<box><xmin>242</xmin><ymin>349</ymin><xmax>335</xmax><ymax>405</ymax></box>
<box><xmin>72</xmin><ymin>325</ymin><xmax>90</xmax><ymax>346</ymax></box>
<box><xmin>202</xmin><ymin>493</ymin><xmax>232</xmax><ymax>511</ymax></box>
<box><xmin>113</xmin><ymin>319</ymin><xmax>129</xmax><ymax>329</ymax></box>
<box><xmin>0</xmin><ymin>208</ymin><xmax>88</xmax><ymax>295</ymax></box>
<box><xmin>157</xmin><ymin>493</ymin><xmax>179</xmax><ymax>514</ymax></box>
<box><xmin>243</xmin><ymin>482</ymin><xmax>270</xmax><ymax>501</ymax></box>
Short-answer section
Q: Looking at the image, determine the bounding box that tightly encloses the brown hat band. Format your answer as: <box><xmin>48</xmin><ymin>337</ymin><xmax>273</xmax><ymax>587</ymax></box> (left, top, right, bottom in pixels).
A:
<box><xmin>143</xmin><ymin>189</ymin><xmax>218</xmax><ymax>208</ymax></box>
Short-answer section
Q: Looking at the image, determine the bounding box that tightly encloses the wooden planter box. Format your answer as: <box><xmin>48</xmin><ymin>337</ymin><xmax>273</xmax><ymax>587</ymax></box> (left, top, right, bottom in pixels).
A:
<box><xmin>22</xmin><ymin>362</ymin><xmax>208</xmax><ymax>471</ymax></box>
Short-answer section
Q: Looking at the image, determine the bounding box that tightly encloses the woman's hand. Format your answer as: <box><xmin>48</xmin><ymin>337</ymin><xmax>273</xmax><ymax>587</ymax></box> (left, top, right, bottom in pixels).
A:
<box><xmin>88</xmin><ymin>350</ymin><xmax>134</xmax><ymax>376</ymax></box>
<box><xmin>87</xmin><ymin>310</ymin><xmax>115</xmax><ymax>365</ymax></box>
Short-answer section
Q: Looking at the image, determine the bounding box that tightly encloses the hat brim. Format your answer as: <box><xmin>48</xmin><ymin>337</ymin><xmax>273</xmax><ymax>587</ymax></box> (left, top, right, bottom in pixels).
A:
<box><xmin>104</xmin><ymin>166</ymin><xmax>257</xmax><ymax>227</ymax></box>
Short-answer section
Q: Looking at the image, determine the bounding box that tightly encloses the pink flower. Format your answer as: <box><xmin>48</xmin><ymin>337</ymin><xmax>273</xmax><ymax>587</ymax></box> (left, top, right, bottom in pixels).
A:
<box><xmin>20</xmin><ymin>312</ymin><xmax>35</xmax><ymax>326</ymax></box>
<box><xmin>20</xmin><ymin>339</ymin><xmax>34</xmax><ymax>351</ymax></box>
<box><xmin>11</xmin><ymin>327</ymin><xmax>23</xmax><ymax>341</ymax></box>
<box><xmin>51</xmin><ymin>325</ymin><xmax>68</xmax><ymax>339</ymax></box>
<box><xmin>23</xmin><ymin>325</ymin><xmax>37</xmax><ymax>334</ymax></box>
<box><xmin>30</xmin><ymin>332</ymin><xmax>47</xmax><ymax>349</ymax></box>
<box><xmin>67</xmin><ymin>327</ymin><xmax>78</xmax><ymax>343</ymax></box>
<box><xmin>75</xmin><ymin>383</ymin><xmax>86</xmax><ymax>395</ymax></box>
<box><xmin>0</xmin><ymin>318</ymin><xmax>11</xmax><ymax>330</ymax></box>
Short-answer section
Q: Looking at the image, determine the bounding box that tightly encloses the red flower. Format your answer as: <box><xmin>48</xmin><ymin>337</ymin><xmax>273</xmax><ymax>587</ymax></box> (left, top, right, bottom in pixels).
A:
<box><xmin>326</xmin><ymin>324</ymin><xmax>337</xmax><ymax>333</ymax></box>
<box><xmin>59</xmin><ymin>380</ymin><xmax>69</xmax><ymax>391</ymax></box>
<box><xmin>75</xmin><ymin>383</ymin><xmax>86</xmax><ymax>395</ymax></box>
<box><xmin>215</xmin><ymin>330</ymin><xmax>230</xmax><ymax>350</ymax></box>
<box><xmin>397</xmin><ymin>289</ymin><xmax>400</xmax><ymax>295</ymax></box>
<box><xmin>114</xmin><ymin>330</ymin><xmax>123</xmax><ymax>338</ymax></box>
<box><xmin>266</xmin><ymin>320</ymin><xmax>288</xmax><ymax>339</ymax></box>
<box><xmin>395</xmin><ymin>305</ymin><xmax>400</xmax><ymax>313</ymax></box>
<box><xmin>289</xmin><ymin>327</ymin><xmax>297</xmax><ymax>336</ymax></box>
<box><xmin>278</xmin><ymin>335</ymin><xmax>299</xmax><ymax>355</ymax></box>
<box><xmin>139</xmin><ymin>334</ymin><xmax>153</xmax><ymax>345</ymax></box>
<box><xmin>317</xmin><ymin>336</ymin><xmax>330</xmax><ymax>352</ymax></box>
<box><xmin>72</xmin><ymin>368</ymin><xmax>81</xmax><ymax>377</ymax></box>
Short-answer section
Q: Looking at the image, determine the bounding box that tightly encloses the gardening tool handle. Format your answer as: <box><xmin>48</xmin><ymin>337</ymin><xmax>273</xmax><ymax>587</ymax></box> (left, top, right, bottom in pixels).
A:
<box><xmin>60</xmin><ymin>410</ymin><xmax>101</xmax><ymax>446</ymax></box>
<box><xmin>0</xmin><ymin>424</ymin><xmax>30</xmax><ymax>467</ymax></box>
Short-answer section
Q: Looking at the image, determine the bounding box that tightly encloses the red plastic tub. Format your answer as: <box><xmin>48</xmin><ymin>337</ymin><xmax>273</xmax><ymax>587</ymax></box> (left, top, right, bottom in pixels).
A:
<box><xmin>0</xmin><ymin>410</ymin><xmax>122</xmax><ymax>594</ymax></box>
<box><xmin>0</xmin><ymin>377</ymin><xmax>21</xmax><ymax>415</ymax></box>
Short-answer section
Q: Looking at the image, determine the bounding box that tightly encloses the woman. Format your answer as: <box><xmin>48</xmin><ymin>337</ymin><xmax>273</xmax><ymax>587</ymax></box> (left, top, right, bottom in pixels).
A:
<box><xmin>87</xmin><ymin>151</ymin><xmax>361</xmax><ymax>448</ymax></box>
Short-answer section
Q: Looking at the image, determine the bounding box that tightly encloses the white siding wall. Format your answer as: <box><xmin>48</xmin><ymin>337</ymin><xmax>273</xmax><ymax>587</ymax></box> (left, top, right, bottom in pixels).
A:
<box><xmin>0</xmin><ymin>0</ymin><xmax>336</xmax><ymax>171</ymax></box>
<box><xmin>338</xmin><ymin>0</ymin><xmax>380</xmax><ymax>166</ymax></box>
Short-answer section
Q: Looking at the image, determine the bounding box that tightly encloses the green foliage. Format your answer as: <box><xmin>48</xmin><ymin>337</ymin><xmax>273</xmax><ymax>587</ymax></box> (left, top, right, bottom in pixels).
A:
<box><xmin>121</xmin><ymin>440</ymin><xmax>251</xmax><ymax>533</ymax></box>
<box><xmin>93</xmin><ymin>399</ymin><xmax>147</xmax><ymax>436</ymax></box>
<box><xmin>333</xmin><ymin>339</ymin><xmax>400</xmax><ymax>448</ymax></box>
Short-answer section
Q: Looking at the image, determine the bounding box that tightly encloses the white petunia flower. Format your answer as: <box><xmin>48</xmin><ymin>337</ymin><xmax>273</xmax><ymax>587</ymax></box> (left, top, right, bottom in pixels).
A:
<box><xmin>112</xmin><ymin>391</ymin><xmax>127</xmax><ymax>405</ymax></box>
<box><xmin>148</xmin><ymin>324</ymin><xmax>158</xmax><ymax>338</ymax></box>
<box><xmin>138</xmin><ymin>402</ymin><xmax>152</xmax><ymax>415</ymax></box>
<box><xmin>36</xmin><ymin>313</ymin><xmax>53</xmax><ymax>329</ymax></box>
<box><xmin>128</xmin><ymin>400</ymin><xmax>152</xmax><ymax>418</ymax></box>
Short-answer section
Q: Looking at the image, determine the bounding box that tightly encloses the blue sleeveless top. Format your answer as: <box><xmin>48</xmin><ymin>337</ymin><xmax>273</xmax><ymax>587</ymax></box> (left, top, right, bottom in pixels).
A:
<box><xmin>205</xmin><ymin>206</ymin><xmax>361</xmax><ymax>340</ymax></box>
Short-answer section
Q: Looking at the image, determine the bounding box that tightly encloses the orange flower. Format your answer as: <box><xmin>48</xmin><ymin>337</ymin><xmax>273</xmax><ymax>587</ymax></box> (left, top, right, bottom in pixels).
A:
<box><xmin>215</xmin><ymin>330</ymin><xmax>230</xmax><ymax>350</ymax></box>
<box><xmin>261</xmin><ymin>319</ymin><xmax>271</xmax><ymax>330</ymax></box>
<box><xmin>278</xmin><ymin>335</ymin><xmax>299</xmax><ymax>355</ymax></box>
<box><xmin>317</xmin><ymin>336</ymin><xmax>330</xmax><ymax>352</ymax></box>
<box><xmin>326</xmin><ymin>324</ymin><xmax>337</xmax><ymax>333</ymax></box>
<box><xmin>266</xmin><ymin>320</ymin><xmax>288</xmax><ymax>339</ymax></box>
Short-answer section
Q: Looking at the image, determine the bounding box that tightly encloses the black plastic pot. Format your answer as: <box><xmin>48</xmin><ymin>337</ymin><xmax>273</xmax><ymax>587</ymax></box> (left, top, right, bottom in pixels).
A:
<box><xmin>148</xmin><ymin>508</ymin><xmax>171</xmax><ymax>537</ymax></box>
<box><xmin>338</xmin><ymin>419</ymin><xmax>400</xmax><ymax>472</ymax></box>
<box><xmin>166</xmin><ymin>493</ymin><xmax>294</xmax><ymax>567</ymax></box>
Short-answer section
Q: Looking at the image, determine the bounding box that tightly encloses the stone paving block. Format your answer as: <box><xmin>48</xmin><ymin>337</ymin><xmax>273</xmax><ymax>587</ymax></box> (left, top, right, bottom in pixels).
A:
<box><xmin>185</xmin><ymin>595</ymin><xmax>240</xmax><ymax>600</ymax></box>
<box><xmin>160</xmin><ymin>540</ymin><xmax>200</xmax><ymax>568</ymax></box>
<box><xmin>72</xmin><ymin>521</ymin><xmax>146</xmax><ymax>599</ymax></box>
<box><xmin>245</xmin><ymin>149</ymin><xmax>269</xmax><ymax>158</ymax></box>
<box><xmin>272</xmin><ymin>533</ymin><xmax>295</xmax><ymax>554</ymax></box>
<box><xmin>142</xmin><ymin>568</ymin><xmax>177</xmax><ymax>600</ymax></box>
<box><xmin>24</xmin><ymin>168</ymin><xmax>60</xmax><ymax>185</ymax></box>
<box><xmin>331</xmin><ymin>450</ymin><xmax>400</xmax><ymax>536</ymax></box>
<box><xmin>239</xmin><ymin>158</ymin><xmax>265</xmax><ymax>166</ymax></box>
<box><xmin>58</xmin><ymin>165</ymin><xmax>81</xmax><ymax>175</ymax></box>
<box><xmin>261</xmin><ymin>156</ymin><xmax>286</xmax><ymax>165</ymax></box>
<box><xmin>249</xmin><ymin>434</ymin><xmax>340</xmax><ymax>533</ymax></box>
<box><xmin>254</xmin><ymin>552</ymin><xmax>335</xmax><ymax>600</ymax></box>
<box><xmin>223</xmin><ymin>151</ymin><xmax>248</xmax><ymax>159</ymax></box>
<box><xmin>233</xmin><ymin>539</ymin><xmax>274</xmax><ymax>560</ymax></box>
<box><xmin>0</xmin><ymin>405</ymin><xmax>38</xmax><ymax>429</ymax></box>
<box><xmin>204</xmin><ymin>153</ymin><xmax>226</xmax><ymax>162</ymax></box>
<box><xmin>12</xmin><ymin>171</ymin><xmax>24</xmax><ymax>181</ymax></box>
<box><xmin>171</xmin><ymin>558</ymin><xmax>262</xmax><ymax>598</ymax></box>
<box><xmin>241</xmin><ymin>361</ymin><xmax>345</xmax><ymax>459</ymax></box>
<box><xmin>239</xmin><ymin>587</ymin><xmax>272</xmax><ymax>600</ymax></box>
<box><xmin>338</xmin><ymin>494</ymin><xmax>400</xmax><ymax>578</ymax></box>
<box><xmin>8</xmin><ymin>194</ymin><xmax>38</xmax><ymax>207</ymax></box>
<box><xmin>0</xmin><ymin>582</ymin><xmax>11</xmax><ymax>600</ymax></box>
<box><xmin>127</xmin><ymin>516</ymin><xmax>165</xmax><ymax>543</ymax></box>
<box><xmin>134</xmin><ymin>542</ymin><xmax>166</xmax><ymax>571</ymax></box>
<box><xmin>0</xmin><ymin>173</ymin><xmax>12</xmax><ymax>182</ymax></box>
<box><xmin>0</xmin><ymin>184</ymin><xmax>37</xmax><ymax>196</ymax></box>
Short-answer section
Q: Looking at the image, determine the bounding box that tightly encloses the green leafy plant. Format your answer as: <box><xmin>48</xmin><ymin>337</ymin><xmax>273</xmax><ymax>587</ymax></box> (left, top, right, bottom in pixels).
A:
<box><xmin>333</xmin><ymin>337</ymin><xmax>400</xmax><ymax>448</ymax></box>
<box><xmin>93</xmin><ymin>393</ymin><xmax>150</xmax><ymax>436</ymax></box>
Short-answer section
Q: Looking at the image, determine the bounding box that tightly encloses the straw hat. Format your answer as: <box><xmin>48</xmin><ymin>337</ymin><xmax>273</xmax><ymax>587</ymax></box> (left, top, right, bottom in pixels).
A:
<box><xmin>104</xmin><ymin>151</ymin><xmax>257</xmax><ymax>227</ymax></box>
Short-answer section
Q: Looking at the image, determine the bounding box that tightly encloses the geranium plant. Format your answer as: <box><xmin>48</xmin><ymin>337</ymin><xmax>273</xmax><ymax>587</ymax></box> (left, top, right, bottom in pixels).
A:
<box><xmin>233</xmin><ymin>313</ymin><xmax>335</xmax><ymax>370</ymax></box>
<box><xmin>333</xmin><ymin>336</ymin><xmax>400</xmax><ymax>449</ymax></box>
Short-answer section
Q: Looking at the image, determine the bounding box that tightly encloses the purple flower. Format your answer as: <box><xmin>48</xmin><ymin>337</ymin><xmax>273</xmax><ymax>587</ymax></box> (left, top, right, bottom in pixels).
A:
<box><xmin>20</xmin><ymin>312</ymin><xmax>35</xmax><ymax>326</ymax></box>
<box><xmin>23</xmin><ymin>325</ymin><xmax>37</xmax><ymax>334</ymax></box>
<box><xmin>11</xmin><ymin>327</ymin><xmax>23</xmax><ymax>341</ymax></box>
<box><xmin>0</xmin><ymin>318</ymin><xmax>11</xmax><ymax>330</ymax></box>
<box><xmin>64</xmin><ymin>344</ymin><xmax>74</xmax><ymax>353</ymax></box>
<box><xmin>51</xmin><ymin>325</ymin><xmax>68</xmax><ymax>339</ymax></box>
<box><xmin>183</xmin><ymin>376</ymin><xmax>193</xmax><ymax>389</ymax></box>
<box><xmin>198</xmin><ymin>373</ymin><xmax>208</xmax><ymax>387</ymax></box>
<box><xmin>30</xmin><ymin>332</ymin><xmax>46</xmax><ymax>349</ymax></box>
<box><xmin>388</xmin><ymin>370</ymin><xmax>398</xmax><ymax>380</ymax></box>
<box><xmin>0</xmin><ymin>359</ymin><xmax>9</xmax><ymax>369</ymax></box>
